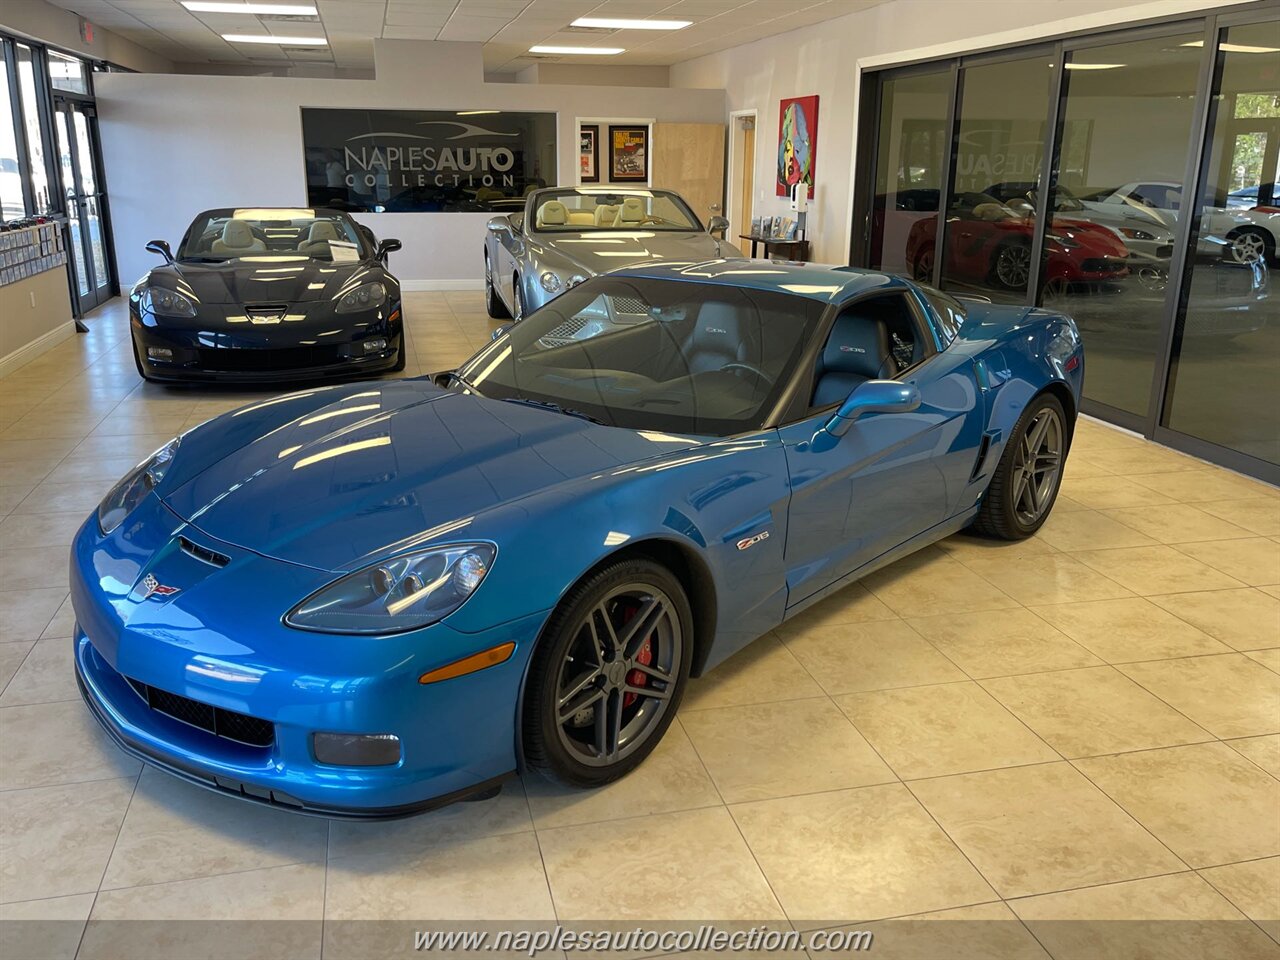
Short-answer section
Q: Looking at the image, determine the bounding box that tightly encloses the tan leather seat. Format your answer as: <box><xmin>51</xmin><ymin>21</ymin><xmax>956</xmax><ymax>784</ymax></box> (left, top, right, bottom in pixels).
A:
<box><xmin>537</xmin><ymin>200</ymin><xmax>568</xmax><ymax>228</ymax></box>
<box><xmin>971</xmin><ymin>202</ymin><xmax>1010</xmax><ymax>222</ymax></box>
<box><xmin>594</xmin><ymin>204</ymin><xmax>620</xmax><ymax>226</ymax></box>
<box><xmin>211</xmin><ymin>219</ymin><xmax>266</xmax><ymax>255</ymax></box>
<box><xmin>298</xmin><ymin>220</ymin><xmax>341</xmax><ymax>257</ymax></box>
<box><xmin>613</xmin><ymin>197</ymin><xmax>646</xmax><ymax>227</ymax></box>
<box><xmin>566</xmin><ymin>210</ymin><xmax>595</xmax><ymax>225</ymax></box>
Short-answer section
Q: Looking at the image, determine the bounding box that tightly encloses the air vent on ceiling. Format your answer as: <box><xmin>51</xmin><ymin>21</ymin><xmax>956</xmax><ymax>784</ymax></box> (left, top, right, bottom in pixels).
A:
<box><xmin>259</xmin><ymin>13</ymin><xmax>320</xmax><ymax>22</ymax></box>
<box><xmin>523</xmin><ymin>54</ymin><xmax>563</xmax><ymax>61</ymax></box>
<box><xmin>280</xmin><ymin>46</ymin><xmax>330</xmax><ymax>55</ymax></box>
<box><xmin>563</xmin><ymin>25</ymin><xmax>617</xmax><ymax>34</ymax></box>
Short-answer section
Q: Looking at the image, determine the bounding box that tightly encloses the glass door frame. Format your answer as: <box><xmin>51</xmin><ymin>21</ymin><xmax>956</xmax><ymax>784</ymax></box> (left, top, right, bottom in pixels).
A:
<box><xmin>850</xmin><ymin>0</ymin><xmax>1280</xmax><ymax>484</ymax></box>
<box><xmin>51</xmin><ymin>90</ymin><xmax>117</xmax><ymax>315</ymax></box>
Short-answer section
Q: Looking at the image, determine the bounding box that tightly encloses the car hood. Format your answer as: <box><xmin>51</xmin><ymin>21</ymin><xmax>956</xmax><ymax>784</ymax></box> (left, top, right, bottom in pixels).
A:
<box><xmin>542</xmin><ymin>230</ymin><xmax>732</xmax><ymax>273</ymax></box>
<box><xmin>164</xmin><ymin>380</ymin><xmax>703</xmax><ymax>571</ymax></box>
<box><xmin>151</xmin><ymin>258</ymin><xmax>378</xmax><ymax>305</ymax></box>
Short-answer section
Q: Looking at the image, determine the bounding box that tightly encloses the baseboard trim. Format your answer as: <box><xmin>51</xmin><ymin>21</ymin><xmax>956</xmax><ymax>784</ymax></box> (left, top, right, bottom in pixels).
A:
<box><xmin>401</xmin><ymin>279</ymin><xmax>485</xmax><ymax>292</ymax></box>
<box><xmin>0</xmin><ymin>321</ymin><xmax>76</xmax><ymax>378</ymax></box>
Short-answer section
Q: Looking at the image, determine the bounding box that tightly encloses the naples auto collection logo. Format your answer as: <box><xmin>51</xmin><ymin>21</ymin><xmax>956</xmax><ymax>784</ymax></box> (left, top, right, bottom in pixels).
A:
<box><xmin>342</xmin><ymin>121</ymin><xmax>520</xmax><ymax>191</ymax></box>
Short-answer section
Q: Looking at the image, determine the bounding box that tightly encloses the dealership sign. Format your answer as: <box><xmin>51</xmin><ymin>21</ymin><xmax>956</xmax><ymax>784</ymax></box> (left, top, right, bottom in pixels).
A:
<box><xmin>301</xmin><ymin>108</ymin><xmax>557</xmax><ymax>213</ymax></box>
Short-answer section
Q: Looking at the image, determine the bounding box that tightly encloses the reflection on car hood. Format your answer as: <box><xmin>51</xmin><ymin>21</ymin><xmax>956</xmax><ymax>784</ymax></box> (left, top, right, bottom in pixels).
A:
<box><xmin>543</xmin><ymin>230</ymin><xmax>730</xmax><ymax>273</ymax></box>
<box><xmin>150</xmin><ymin>259</ymin><xmax>376</xmax><ymax>305</ymax></box>
<box><xmin>164</xmin><ymin>379</ymin><xmax>702</xmax><ymax>571</ymax></box>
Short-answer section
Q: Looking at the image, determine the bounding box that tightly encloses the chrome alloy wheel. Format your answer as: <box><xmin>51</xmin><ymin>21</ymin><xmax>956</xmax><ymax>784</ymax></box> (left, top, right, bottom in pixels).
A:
<box><xmin>1011</xmin><ymin>406</ymin><xmax>1064</xmax><ymax>525</ymax></box>
<box><xmin>553</xmin><ymin>585</ymin><xmax>681</xmax><ymax>767</ymax></box>
<box><xmin>1229</xmin><ymin>230</ymin><xmax>1267</xmax><ymax>264</ymax></box>
<box><xmin>995</xmin><ymin>243</ymin><xmax>1032</xmax><ymax>289</ymax></box>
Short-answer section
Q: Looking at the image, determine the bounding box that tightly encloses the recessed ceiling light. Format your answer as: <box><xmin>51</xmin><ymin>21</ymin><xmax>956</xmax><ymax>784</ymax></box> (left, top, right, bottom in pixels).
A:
<box><xmin>1065</xmin><ymin>62</ymin><xmax>1125</xmax><ymax>70</ymax></box>
<box><xmin>457</xmin><ymin>110</ymin><xmax>499</xmax><ymax>116</ymax></box>
<box><xmin>570</xmin><ymin>18</ymin><xmax>691</xmax><ymax>30</ymax></box>
<box><xmin>529</xmin><ymin>45</ymin><xmax>624</xmax><ymax>55</ymax></box>
<box><xmin>185</xmin><ymin>2</ymin><xmax>318</xmax><ymax>13</ymax></box>
<box><xmin>222</xmin><ymin>33</ymin><xmax>327</xmax><ymax>44</ymax></box>
<box><xmin>1181</xmin><ymin>40</ymin><xmax>1280</xmax><ymax>53</ymax></box>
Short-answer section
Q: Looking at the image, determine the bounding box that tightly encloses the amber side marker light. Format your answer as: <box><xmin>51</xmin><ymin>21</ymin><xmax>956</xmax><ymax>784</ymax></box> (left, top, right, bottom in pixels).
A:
<box><xmin>419</xmin><ymin>642</ymin><xmax>516</xmax><ymax>684</ymax></box>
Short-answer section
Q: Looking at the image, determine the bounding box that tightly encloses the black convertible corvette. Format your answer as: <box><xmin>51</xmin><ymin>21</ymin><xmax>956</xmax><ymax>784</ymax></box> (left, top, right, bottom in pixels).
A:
<box><xmin>131</xmin><ymin>207</ymin><xmax>404</xmax><ymax>383</ymax></box>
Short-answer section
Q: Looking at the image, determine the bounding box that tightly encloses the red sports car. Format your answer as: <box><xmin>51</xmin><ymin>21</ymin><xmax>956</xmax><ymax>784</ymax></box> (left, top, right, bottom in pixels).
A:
<box><xmin>905</xmin><ymin>192</ymin><xmax>1130</xmax><ymax>293</ymax></box>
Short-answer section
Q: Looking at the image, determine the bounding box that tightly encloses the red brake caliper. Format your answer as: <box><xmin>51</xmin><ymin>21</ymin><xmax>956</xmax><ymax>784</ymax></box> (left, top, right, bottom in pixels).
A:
<box><xmin>618</xmin><ymin>602</ymin><xmax>653</xmax><ymax>708</ymax></box>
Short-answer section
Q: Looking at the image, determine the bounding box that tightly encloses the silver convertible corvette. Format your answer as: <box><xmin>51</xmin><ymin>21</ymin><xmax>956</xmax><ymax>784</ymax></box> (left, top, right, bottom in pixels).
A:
<box><xmin>483</xmin><ymin>186</ymin><xmax>740</xmax><ymax>320</ymax></box>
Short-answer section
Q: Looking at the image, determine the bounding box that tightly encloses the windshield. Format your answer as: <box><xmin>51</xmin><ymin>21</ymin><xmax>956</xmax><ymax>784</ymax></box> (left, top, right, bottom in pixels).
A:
<box><xmin>529</xmin><ymin>190</ymin><xmax>702</xmax><ymax>233</ymax></box>
<box><xmin>455</xmin><ymin>277</ymin><xmax>823</xmax><ymax>436</ymax></box>
<box><xmin>178</xmin><ymin>208</ymin><xmax>369</xmax><ymax>261</ymax></box>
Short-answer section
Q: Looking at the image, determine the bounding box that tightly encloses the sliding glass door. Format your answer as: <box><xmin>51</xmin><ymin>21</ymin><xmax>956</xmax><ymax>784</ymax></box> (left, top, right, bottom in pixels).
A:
<box><xmin>852</xmin><ymin>5</ymin><xmax>1280</xmax><ymax>483</ymax></box>
<box><xmin>54</xmin><ymin>98</ymin><xmax>112</xmax><ymax>312</ymax></box>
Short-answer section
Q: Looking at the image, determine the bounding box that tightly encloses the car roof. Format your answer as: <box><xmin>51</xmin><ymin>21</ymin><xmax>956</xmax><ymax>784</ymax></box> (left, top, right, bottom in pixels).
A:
<box><xmin>605</xmin><ymin>259</ymin><xmax>913</xmax><ymax>304</ymax></box>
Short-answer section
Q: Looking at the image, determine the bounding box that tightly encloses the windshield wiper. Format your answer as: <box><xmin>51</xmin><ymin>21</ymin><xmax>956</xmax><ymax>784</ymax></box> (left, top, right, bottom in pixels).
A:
<box><xmin>501</xmin><ymin>396</ymin><xmax>607</xmax><ymax>425</ymax></box>
<box><xmin>440</xmin><ymin>370</ymin><xmax>484</xmax><ymax>396</ymax></box>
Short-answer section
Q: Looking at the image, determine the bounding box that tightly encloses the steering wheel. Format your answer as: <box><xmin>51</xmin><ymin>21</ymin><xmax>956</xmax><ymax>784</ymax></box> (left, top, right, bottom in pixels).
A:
<box><xmin>719</xmin><ymin>362</ymin><xmax>774</xmax><ymax>387</ymax></box>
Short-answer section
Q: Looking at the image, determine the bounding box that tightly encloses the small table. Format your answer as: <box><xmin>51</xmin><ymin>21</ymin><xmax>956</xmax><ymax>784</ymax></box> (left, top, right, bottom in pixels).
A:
<box><xmin>739</xmin><ymin>235</ymin><xmax>810</xmax><ymax>262</ymax></box>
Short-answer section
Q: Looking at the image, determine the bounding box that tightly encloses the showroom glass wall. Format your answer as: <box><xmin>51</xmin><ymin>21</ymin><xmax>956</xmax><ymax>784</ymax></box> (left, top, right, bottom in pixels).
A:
<box><xmin>0</xmin><ymin>32</ymin><xmax>117</xmax><ymax>314</ymax></box>
<box><xmin>852</xmin><ymin>3</ymin><xmax>1280</xmax><ymax>484</ymax></box>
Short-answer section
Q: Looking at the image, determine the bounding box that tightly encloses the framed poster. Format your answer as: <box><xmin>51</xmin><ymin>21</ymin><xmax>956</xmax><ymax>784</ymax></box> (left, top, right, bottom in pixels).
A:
<box><xmin>300</xmin><ymin>107</ymin><xmax>556</xmax><ymax>212</ymax></box>
<box><xmin>608</xmin><ymin>125</ymin><xmax>648</xmax><ymax>182</ymax></box>
<box><xmin>579</xmin><ymin>126</ymin><xmax>599</xmax><ymax>183</ymax></box>
<box><xmin>776</xmin><ymin>95</ymin><xmax>818</xmax><ymax>198</ymax></box>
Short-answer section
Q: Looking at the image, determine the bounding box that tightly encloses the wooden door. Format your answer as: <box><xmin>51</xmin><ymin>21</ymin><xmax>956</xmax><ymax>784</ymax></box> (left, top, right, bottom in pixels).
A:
<box><xmin>737</xmin><ymin>119</ymin><xmax>755</xmax><ymax>241</ymax></box>
<box><xmin>651</xmin><ymin>122</ymin><xmax>727</xmax><ymax>226</ymax></box>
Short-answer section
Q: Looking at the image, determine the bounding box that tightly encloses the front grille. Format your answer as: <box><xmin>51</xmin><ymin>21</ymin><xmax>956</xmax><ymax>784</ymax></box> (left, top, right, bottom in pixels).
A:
<box><xmin>1156</xmin><ymin>244</ymin><xmax>1174</xmax><ymax>259</ymax></box>
<box><xmin>539</xmin><ymin>316</ymin><xmax>588</xmax><ymax>347</ymax></box>
<box><xmin>196</xmin><ymin>346</ymin><xmax>337</xmax><ymax>372</ymax></box>
<box><xmin>244</xmin><ymin>302</ymin><xmax>289</xmax><ymax>321</ymax></box>
<box><xmin>126</xmin><ymin>676</ymin><xmax>274</xmax><ymax>747</ymax></box>
<box><xmin>1081</xmin><ymin>257</ymin><xmax>1128</xmax><ymax>274</ymax></box>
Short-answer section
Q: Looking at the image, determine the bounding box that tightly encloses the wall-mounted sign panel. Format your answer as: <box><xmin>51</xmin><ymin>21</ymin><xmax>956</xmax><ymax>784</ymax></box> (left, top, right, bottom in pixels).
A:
<box><xmin>301</xmin><ymin>108</ymin><xmax>558</xmax><ymax>213</ymax></box>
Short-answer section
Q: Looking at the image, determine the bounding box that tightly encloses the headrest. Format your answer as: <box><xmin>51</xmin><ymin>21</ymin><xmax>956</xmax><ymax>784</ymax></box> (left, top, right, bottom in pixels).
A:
<box><xmin>618</xmin><ymin>197</ymin><xmax>645</xmax><ymax>223</ymax></box>
<box><xmin>538</xmin><ymin>201</ymin><xmax>568</xmax><ymax>226</ymax></box>
<box><xmin>594</xmin><ymin>204</ymin><xmax>620</xmax><ymax>226</ymax></box>
<box><xmin>221</xmin><ymin>219</ymin><xmax>257</xmax><ymax>248</ymax></box>
<box><xmin>821</xmin><ymin>316</ymin><xmax>891</xmax><ymax>381</ymax></box>
<box><xmin>972</xmin><ymin>202</ymin><xmax>1009</xmax><ymax>222</ymax></box>
<box><xmin>306</xmin><ymin>221</ymin><xmax>341</xmax><ymax>243</ymax></box>
<box><xmin>690</xmin><ymin>303</ymin><xmax>742</xmax><ymax>349</ymax></box>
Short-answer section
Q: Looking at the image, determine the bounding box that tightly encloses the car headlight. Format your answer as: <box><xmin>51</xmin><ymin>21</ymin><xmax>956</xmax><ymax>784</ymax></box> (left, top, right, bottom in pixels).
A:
<box><xmin>539</xmin><ymin>271</ymin><xmax>563</xmax><ymax>294</ymax></box>
<box><xmin>98</xmin><ymin>437</ymin><xmax>181</xmax><ymax>535</ymax></box>
<box><xmin>1046</xmin><ymin>233</ymin><xmax>1080</xmax><ymax>250</ymax></box>
<box><xmin>142</xmin><ymin>287</ymin><xmax>197</xmax><ymax>318</ymax></box>
<box><xmin>284</xmin><ymin>543</ymin><xmax>495</xmax><ymax>635</ymax></box>
<box><xmin>568</xmin><ymin>273</ymin><xmax>587</xmax><ymax>288</ymax></box>
<box><xmin>336</xmin><ymin>281</ymin><xmax>387</xmax><ymax>314</ymax></box>
<box><xmin>1119</xmin><ymin>227</ymin><xmax>1156</xmax><ymax>241</ymax></box>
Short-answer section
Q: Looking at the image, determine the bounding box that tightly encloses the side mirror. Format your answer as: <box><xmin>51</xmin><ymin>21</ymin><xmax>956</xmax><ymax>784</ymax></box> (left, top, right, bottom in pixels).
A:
<box><xmin>377</xmin><ymin>238</ymin><xmax>401</xmax><ymax>260</ymax></box>
<box><xmin>491</xmin><ymin>324</ymin><xmax>511</xmax><ymax>341</ymax></box>
<box><xmin>825</xmin><ymin>380</ymin><xmax>920</xmax><ymax>438</ymax></box>
<box><xmin>146</xmin><ymin>239</ymin><xmax>173</xmax><ymax>262</ymax></box>
<box><xmin>487</xmin><ymin>216</ymin><xmax>512</xmax><ymax>236</ymax></box>
<box><xmin>707</xmin><ymin>216</ymin><xmax>730</xmax><ymax>237</ymax></box>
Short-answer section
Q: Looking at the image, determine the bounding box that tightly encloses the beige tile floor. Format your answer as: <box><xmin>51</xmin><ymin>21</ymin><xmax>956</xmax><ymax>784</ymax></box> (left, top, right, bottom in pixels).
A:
<box><xmin>1</xmin><ymin>293</ymin><xmax>1278</xmax><ymax>959</ymax></box>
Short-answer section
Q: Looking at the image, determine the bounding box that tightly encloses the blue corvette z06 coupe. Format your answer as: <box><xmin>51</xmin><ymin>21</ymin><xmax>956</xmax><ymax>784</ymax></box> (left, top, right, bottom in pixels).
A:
<box><xmin>72</xmin><ymin>260</ymin><xmax>1083</xmax><ymax>817</ymax></box>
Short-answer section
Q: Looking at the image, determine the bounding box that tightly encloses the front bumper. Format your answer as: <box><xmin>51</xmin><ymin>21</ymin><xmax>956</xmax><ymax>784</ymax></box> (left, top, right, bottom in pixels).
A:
<box><xmin>70</xmin><ymin>505</ymin><xmax>547</xmax><ymax>818</ymax></box>
<box><xmin>131</xmin><ymin>304</ymin><xmax>403</xmax><ymax>384</ymax></box>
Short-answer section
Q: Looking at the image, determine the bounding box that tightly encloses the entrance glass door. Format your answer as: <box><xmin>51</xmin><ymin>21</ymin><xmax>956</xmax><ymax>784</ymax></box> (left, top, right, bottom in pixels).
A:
<box><xmin>54</xmin><ymin>99</ymin><xmax>112</xmax><ymax>312</ymax></box>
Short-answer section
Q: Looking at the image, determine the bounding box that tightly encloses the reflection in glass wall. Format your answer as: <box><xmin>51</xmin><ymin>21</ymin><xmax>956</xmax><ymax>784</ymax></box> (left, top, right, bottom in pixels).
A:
<box><xmin>868</xmin><ymin>69</ymin><xmax>950</xmax><ymax>277</ymax></box>
<box><xmin>932</xmin><ymin>55</ymin><xmax>1053</xmax><ymax>303</ymax></box>
<box><xmin>15</xmin><ymin>45</ymin><xmax>51</xmax><ymax>215</ymax></box>
<box><xmin>1041</xmin><ymin>36</ymin><xmax>1202</xmax><ymax>417</ymax></box>
<box><xmin>1165</xmin><ymin>20</ymin><xmax>1280</xmax><ymax>466</ymax></box>
<box><xmin>0</xmin><ymin>45</ymin><xmax>23</xmax><ymax>220</ymax></box>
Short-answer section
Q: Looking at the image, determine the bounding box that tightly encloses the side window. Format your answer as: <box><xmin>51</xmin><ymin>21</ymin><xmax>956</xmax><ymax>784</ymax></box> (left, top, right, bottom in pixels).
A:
<box><xmin>809</xmin><ymin>294</ymin><xmax>923</xmax><ymax>410</ymax></box>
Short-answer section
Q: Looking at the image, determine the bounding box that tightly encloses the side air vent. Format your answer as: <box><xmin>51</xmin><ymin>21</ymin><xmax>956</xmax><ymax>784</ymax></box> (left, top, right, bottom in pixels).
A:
<box><xmin>970</xmin><ymin>434</ymin><xmax>992</xmax><ymax>482</ymax></box>
<box><xmin>178</xmin><ymin>536</ymin><xmax>231</xmax><ymax>568</ymax></box>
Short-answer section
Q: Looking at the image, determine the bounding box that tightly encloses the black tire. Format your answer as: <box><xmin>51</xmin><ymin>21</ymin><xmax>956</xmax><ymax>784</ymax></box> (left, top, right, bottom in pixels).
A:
<box><xmin>131</xmin><ymin>340</ymin><xmax>156</xmax><ymax>383</ymax></box>
<box><xmin>390</xmin><ymin>342</ymin><xmax>406</xmax><ymax>372</ymax></box>
<box><xmin>523</xmin><ymin>558</ymin><xmax>693</xmax><ymax>788</ymax></box>
<box><xmin>971</xmin><ymin>392</ymin><xmax>1069</xmax><ymax>540</ymax></box>
<box><xmin>485</xmin><ymin>252</ymin><xmax>510</xmax><ymax>320</ymax></box>
<box><xmin>991</xmin><ymin>239</ymin><xmax>1033</xmax><ymax>290</ymax></box>
<box><xmin>512</xmin><ymin>275</ymin><xmax>525</xmax><ymax>322</ymax></box>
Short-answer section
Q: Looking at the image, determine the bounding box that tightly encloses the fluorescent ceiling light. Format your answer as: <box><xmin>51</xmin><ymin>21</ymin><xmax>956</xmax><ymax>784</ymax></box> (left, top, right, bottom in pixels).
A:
<box><xmin>529</xmin><ymin>45</ymin><xmax>624</xmax><ymax>55</ymax></box>
<box><xmin>1181</xmin><ymin>40</ymin><xmax>1280</xmax><ymax>53</ymax></box>
<box><xmin>570</xmin><ymin>17</ymin><xmax>691</xmax><ymax>30</ymax></box>
<box><xmin>1065</xmin><ymin>62</ymin><xmax>1125</xmax><ymax>70</ymax></box>
<box><xmin>222</xmin><ymin>33</ymin><xmax>327</xmax><ymax>44</ymax></box>
<box><xmin>457</xmin><ymin>110</ymin><xmax>499</xmax><ymax>115</ymax></box>
<box><xmin>185</xmin><ymin>2</ymin><xmax>318</xmax><ymax>13</ymax></box>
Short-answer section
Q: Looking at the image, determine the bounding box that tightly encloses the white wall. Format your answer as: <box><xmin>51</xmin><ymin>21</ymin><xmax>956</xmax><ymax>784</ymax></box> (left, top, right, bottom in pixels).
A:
<box><xmin>95</xmin><ymin>41</ymin><xmax>724</xmax><ymax>288</ymax></box>
<box><xmin>0</xmin><ymin>0</ymin><xmax>173</xmax><ymax>73</ymax></box>
<box><xmin>671</xmin><ymin>0</ymin><xmax>1242</xmax><ymax>265</ymax></box>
